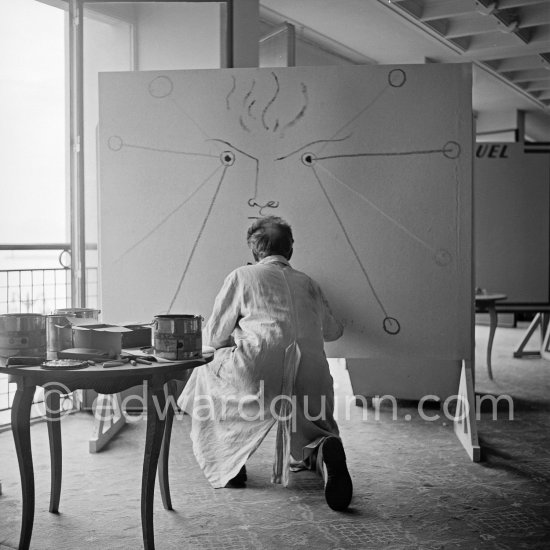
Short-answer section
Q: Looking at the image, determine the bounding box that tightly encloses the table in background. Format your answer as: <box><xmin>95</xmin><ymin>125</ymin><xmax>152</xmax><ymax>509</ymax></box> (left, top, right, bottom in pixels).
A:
<box><xmin>475</xmin><ymin>293</ymin><xmax>507</xmax><ymax>380</ymax></box>
<box><xmin>0</xmin><ymin>355</ymin><xmax>211</xmax><ymax>550</ymax></box>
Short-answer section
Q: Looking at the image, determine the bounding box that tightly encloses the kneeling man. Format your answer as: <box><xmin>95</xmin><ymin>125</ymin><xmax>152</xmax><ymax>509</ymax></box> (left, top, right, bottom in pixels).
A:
<box><xmin>179</xmin><ymin>216</ymin><xmax>352</xmax><ymax>511</ymax></box>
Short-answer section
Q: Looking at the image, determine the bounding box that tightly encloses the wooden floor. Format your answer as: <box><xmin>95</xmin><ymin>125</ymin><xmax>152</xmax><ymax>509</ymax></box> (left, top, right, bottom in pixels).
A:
<box><xmin>0</xmin><ymin>324</ymin><xmax>549</xmax><ymax>549</ymax></box>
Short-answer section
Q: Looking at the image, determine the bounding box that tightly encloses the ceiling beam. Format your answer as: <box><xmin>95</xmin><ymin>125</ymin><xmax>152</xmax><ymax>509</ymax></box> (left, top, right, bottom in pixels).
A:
<box><xmin>420</xmin><ymin>0</ymin><xmax>474</xmax><ymax>21</ymax></box>
<box><xmin>522</xmin><ymin>81</ymin><xmax>550</xmax><ymax>92</ymax></box>
<box><xmin>502</xmin><ymin>68</ymin><xmax>550</xmax><ymax>81</ymax></box>
<box><xmin>444</xmin><ymin>16</ymin><xmax>503</xmax><ymax>39</ymax></box>
<box><xmin>494</xmin><ymin>0</ymin><xmax>548</xmax><ymax>8</ymax></box>
<box><xmin>469</xmin><ymin>39</ymin><xmax>550</xmax><ymax>60</ymax></box>
<box><xmin>489</xmin><ymin>55</ymin><xmax>550</xmax><ymax>71</ymax></box>
<box><xmin>529</xmin><ymin>24</ymin><xmax>550</xmax><ymax>42</ymax></box>
<box><xmin>508</xmin><ymin>72</ymin><xmax>550</xmax><ymax>84</ymax></box>
<box><xmin>516</xmin><ymin>4</ymin><xmax>550</xmax><ymax>27</ymax></box>
<box><xmin>463</xmin><ymin>29</ymin><xmax>543</xmax><ymax>54</ymax></box>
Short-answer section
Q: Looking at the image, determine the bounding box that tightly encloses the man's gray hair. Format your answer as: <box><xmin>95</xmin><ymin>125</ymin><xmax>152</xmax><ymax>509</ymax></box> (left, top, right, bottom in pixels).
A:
<box><xmin>247</xmin><ymin>216</ymin><xmax>294</xmax><ymax>260</ymax></box>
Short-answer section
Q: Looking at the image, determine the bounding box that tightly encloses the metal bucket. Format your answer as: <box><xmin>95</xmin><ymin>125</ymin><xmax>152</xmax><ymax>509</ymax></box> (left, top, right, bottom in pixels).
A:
<box><xmin>46</xmin><ymin>315</ymin><xmax>75</xmax><ymax>359</ymax></box>
<box><xmin>46</xmin><ymin>308</ymin><xmax>99</xmax><ymax>359</ymax></box>
<box><xmin>0</xmin><ymin>313</ymin><xmax>46</xmax><ymax>360</ymax></box>
<box><xmin>153</xmin><ymin>314</ymin><xmax>202</xmax><ymax>360</ymax></box>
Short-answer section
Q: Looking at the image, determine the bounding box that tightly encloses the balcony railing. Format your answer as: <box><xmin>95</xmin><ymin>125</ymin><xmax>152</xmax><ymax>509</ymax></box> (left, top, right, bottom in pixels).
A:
<box><xmin>0</xmin><ymin>244</ymin><xmax>97</xmax><ymax>421</ymax></box>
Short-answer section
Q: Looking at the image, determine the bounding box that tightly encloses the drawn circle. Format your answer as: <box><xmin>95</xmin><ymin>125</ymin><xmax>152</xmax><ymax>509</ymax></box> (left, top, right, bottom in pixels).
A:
<box><xmin>301</xmin><ymin>152</ymin><xmax>316</xmax><ymax>166</ymax></box>
<box><xmin>149</xmin><ymin>75</ymin><xmax>174</xmax><ymax>98</ymax></box>
<box><xmin>220</xmin><ymin>150</ymin><xmax>235</xmax><ymax>166</ymax></box>
<box><xmin>434</xmin><ymin>249</ymin><xmax>452</xmax><ymax>267</ymax></box>
<box><xmin>388</xmin><ymin>69</ymin><xmax>406</xmax><ymax>88</ymax></box>
<box><xmin>108</xmin><ymin>135</ymin><xmax>123</xmax><ymax>151</ymax></box>
<box><xmin>383</xmin><ymin>317</ymin><xmax>401</xmax><ymax>335</ymax></box>
<box><xmin>443</xmin><ymin>141</ymin><xmax>461</xmax><ymax>159</ymax></box>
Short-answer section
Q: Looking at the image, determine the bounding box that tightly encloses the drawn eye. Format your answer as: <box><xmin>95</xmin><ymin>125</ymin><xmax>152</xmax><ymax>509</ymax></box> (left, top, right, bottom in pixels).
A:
<box><xmin>220</xmin><ymin>150</ymin><xmax>235</xmax><ymax>166</ymax></box>
<box><xmin>301</xmin><ymin>152</ymin><xmax>316</xmax><ymax>166</ymax></box>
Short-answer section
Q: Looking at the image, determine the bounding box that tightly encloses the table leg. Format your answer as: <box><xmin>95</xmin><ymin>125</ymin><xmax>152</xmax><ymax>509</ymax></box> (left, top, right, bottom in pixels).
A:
<box><xmin>487</xmin><ymin>303</ymin><xmax>497</xmax><ymax>380</ymax></box>
<box><xmin>142</xmin><ymin>379</ymin><xmax>166</xmax><ymax>550</ymax></box>
<box><xmin>11</xmin><ymin>382</ymin><xmax>36</xmax><ymax>550</ymax></box>
<box><xmin>159</xmin><ymin>381</ymin><xmax>177</xmax><ymax>510</ymax></box>
<box><xmin>46</xmin><ymin>389</ymin><xmax>62</xmax><ymax>513</ymax></box>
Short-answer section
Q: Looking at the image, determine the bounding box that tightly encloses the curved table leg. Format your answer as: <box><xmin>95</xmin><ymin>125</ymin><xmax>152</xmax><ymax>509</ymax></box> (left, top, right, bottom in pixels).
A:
<box><xmin>158</xmin><ymin>380</ymin><xmax>176</xmax><ymax>511</ymax></box>
<box><xmin>46</xmin><ymin>389</ymin><xmax>62</xmax><ymax>513</ymax></box>
<box><xmin>142</xmin><ymin>378</ymin><xmax>166</xmax><ymax>550</ymax></box>
<box><xmin>487</xmin><ymin>302</ymin><xmax>497</xmax><ymax>380</ymax></box>
<box><xmin>11</xmin><ymin>381</ymin><xmax>36</xmax><ymax>550</ymax></box>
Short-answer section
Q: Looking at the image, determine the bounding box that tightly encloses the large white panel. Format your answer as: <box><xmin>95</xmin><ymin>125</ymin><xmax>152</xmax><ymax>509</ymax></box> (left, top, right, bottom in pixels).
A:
<box><xmin>98</xmin><ymin>64</ymin><xmax>473</xmax><ymax>360</ymax></box>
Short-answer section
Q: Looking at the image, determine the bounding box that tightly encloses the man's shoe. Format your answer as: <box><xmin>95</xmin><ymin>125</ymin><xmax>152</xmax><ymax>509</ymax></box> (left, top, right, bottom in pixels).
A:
<box><xmin>321</xmin><ymin>437</ymin><xmax>352</xmax><ymax>511</ymax></box>
<box><xmin>225</xmin><ymin>465</ymin><xmax>247</xmax><ymax>488</ymax></box>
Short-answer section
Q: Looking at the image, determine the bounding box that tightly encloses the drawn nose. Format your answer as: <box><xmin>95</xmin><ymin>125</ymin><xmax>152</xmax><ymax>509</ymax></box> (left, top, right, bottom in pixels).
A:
<box><xmin>247</xmin><ymin>161</ymin><xmax>280</xmax><ymax>216</ymax></box>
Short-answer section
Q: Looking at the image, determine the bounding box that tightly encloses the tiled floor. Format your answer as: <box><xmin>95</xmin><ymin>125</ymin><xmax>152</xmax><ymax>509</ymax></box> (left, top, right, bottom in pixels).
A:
<box><xmin>0</xmin><ymin>324</ymin><xmax>549</xmax><ymax>549</ymax></box>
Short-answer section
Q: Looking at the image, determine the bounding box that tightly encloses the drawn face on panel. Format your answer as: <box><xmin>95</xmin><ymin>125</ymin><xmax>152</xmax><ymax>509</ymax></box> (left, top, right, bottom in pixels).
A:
<box><xmin>107</xmin><ymin>69</ymin><xmax>463</xmax><ymax>336</ymax></box>
<box><xmin>213</xmin><ymin>72</ymin><xmax>313</xmax><ymax>218</ymax></box>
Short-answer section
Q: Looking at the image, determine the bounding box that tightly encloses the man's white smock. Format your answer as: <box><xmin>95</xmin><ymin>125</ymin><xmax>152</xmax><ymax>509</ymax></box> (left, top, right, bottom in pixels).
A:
<box><xmin>179</xmin><ymin>255</ymin><xmax>343</xmax><ymax>488</ymax></box>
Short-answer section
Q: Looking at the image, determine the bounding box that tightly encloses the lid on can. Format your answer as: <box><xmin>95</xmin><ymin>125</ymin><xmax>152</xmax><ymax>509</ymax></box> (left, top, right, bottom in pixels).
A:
<box><xmin>154</xmin><ymin>314</ymin><xmax>198</xmax><ymax>319</ymax></box>
<box><xmin>0</xmin><ymin>313</ymin><xmax>44</xmax><ymax>318</ymax></box>
<box><xmin>53</xmin><ymin>308</ymin><xmax>100</xmax><ymax>318</ymax></box>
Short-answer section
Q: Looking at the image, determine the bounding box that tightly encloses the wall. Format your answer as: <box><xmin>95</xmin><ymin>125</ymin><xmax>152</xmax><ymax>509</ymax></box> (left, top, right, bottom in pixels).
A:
<box><xmin>135</xmin><ymin>3</ymin><xmax>222</xmax><ymax>70</ymax></box>
<box><xmin>474</xmin><ymin>142</ymin><xmax>550</xmax><ymax>304</ymax></box>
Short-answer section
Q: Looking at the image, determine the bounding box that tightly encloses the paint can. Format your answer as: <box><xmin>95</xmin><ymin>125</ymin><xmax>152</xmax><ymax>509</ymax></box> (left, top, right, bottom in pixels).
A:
<box><xmin>46</xmin><ymin>315</ymin><xmax>75</xmax><ymax>359</ymax></box>
<box><xmin>0</xmin><ymin>313</ymin><xmax>46</xmax><ymax>362</ymax></box>
<box><xmin>153</xmin><ymin>314</ymin><xmax>202</xmax><ymax>360</ymax></box>
<box><xmin>46</xmin><ymin>308</ymin><xmax>100</xmax><ymax>359</ymax></box>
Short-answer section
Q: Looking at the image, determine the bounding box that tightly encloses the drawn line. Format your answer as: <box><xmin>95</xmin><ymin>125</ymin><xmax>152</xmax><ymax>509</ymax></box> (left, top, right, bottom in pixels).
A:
<box><xmin>318</xmin><ymin>85</ymin><xmax>389</xmax><ymax>154</ymax></box>
<box><xmin>239</xmin><ymin>115</ymin><xmax>250</xmax><ymax>132</ymax></box>
<box><xmin>315</xmin><ymin>162</ymin><xmax>436</xmax><ymax>254</ymax></box>
<box><xmin>311</xmin><ymin>165</ymin><xmax>388</xmax><ymax>317</ymax></box>
<box><xmin>206</xmin><ymin>139</ymin><xmax>258</xmax><ymax>162</ymax></box>
<box><xmin>316</xmin><ymin>148</ymin><xmax>447</xmax><ymax>160</ymax></box>
<box><xmin>243</xmin><ymin>80</ymin><xmax>256</xmax><ymax>108</ymax></box>
<box><xmin>279</xmin><ymin>82</ymin><xmax>308</xmax><ymax>137</ymax></box>
<box><xmin>123</xmin><ymin>142</ymin><xmax>218</xmax><ymax>159</ymax></box>
<box><xmin>261</xmin><ymin>72</ymin><xmax>280</xmax><ymax>131</ymax></box>
<box><xmin>116</xmin><ymin>164</ymin><xmax>222</xmax><ymax>263</ymax></box>
<box><xmin>275</xmin><ymin>134</ymin><xmax>353</xmax><ymax>161</ymax></box>
<box><xmin>226</xmin><ymin>75</ymin><xmax>236</xmax><ymax>110</ymax></box>
<box><xmin>247</xmin><ymin>99</ymin><xmax>257</xmax><ymax>119</ymax></box>
<box><xmin>168</xmin><ymin>166</ymin><xmax>229</xmax><ymax>312</ymax></box>
<box><xmin>168</xmin><ymin>97</ymin><xmax>214</xmax><ymax>143</ymax></box>
<box><xmin>207</xmin><ymin>138</ymin><xmax>259</xmax><ymax>200</ymax></box>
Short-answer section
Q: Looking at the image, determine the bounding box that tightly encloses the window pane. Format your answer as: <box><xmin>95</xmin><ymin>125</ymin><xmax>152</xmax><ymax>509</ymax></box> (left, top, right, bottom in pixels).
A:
<box><xmin>0</xmin><ymin>0</ymin><xmax>66</xmax><ymax>245</ymax></box>
<box><xmin>82</xmin><ymin>2</ymin><xmax>224</xmax><ymax>309</ymax></box>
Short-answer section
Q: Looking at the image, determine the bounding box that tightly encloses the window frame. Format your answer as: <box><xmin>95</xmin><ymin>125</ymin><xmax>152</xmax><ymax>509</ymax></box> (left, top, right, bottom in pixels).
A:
<box><xmin>66</xmin><ymin>0</ymin><xmax>233</xmax><ymax>306</ymax></box>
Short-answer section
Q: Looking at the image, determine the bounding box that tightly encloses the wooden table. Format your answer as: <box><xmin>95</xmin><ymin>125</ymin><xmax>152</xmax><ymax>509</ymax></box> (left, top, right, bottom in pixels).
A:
<box><xmin>475</xmin><ymin>293</ymin><xmax>507</xmax><ymax>380</ymax></box>
<box><xmin>0</xmin><ymin>355</ymin><xmax>211</xmax><ymax>550</ymax></box>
